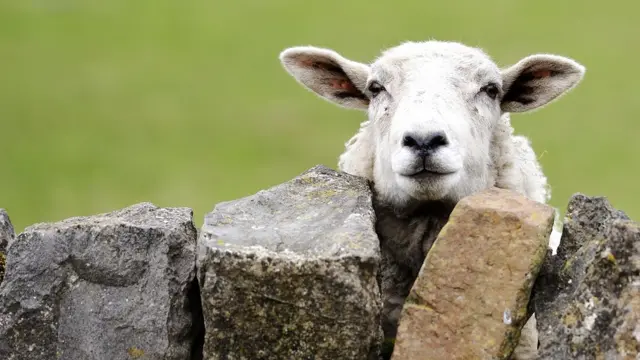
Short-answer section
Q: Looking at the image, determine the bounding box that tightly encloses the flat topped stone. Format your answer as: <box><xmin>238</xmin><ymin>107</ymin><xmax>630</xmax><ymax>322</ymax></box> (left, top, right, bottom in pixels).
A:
<box><xmin>200</xmin><ymin>164</ymin><xmax>379</xmax><ymax>260</ymax></box>
<box><xmin>197</xmin><ymin>165</ymin><xmax>382</xmax><ymax>360</ymax></box>
<box><xmin>26</xmin><ymin>202</ymin><xmax>193</xmax><ymax>231</ymax></box>
<box><xmin>392</xmin><ymin>187</ymin><xmax>555</xmax><ymax>360</ymax></box>
<box><xmin>0</xmin><ymin>202</ymin><xmax>199</xmax><ymax>360</ymax></box>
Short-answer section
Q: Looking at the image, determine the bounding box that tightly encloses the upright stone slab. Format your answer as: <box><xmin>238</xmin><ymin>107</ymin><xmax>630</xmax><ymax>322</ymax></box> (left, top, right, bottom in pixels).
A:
<box><xmin>532</xmin><ymin>194</ymin><xmax>639</xmax><ymax>359</ymax></box>
<box><xmin>0</xmin><ymin>203</ymin><xmax>200</xmax><ymax>360</ymax></box>
<box><xmin>0</xmin><ymin>209</ymin><xmax>14</xmax><ymax>284</ymax></box>
<box><xmin>391</xmin><ymin>188</ymin><xmax>555</xmax><ymax>360</ymax></box>
<box><xmin>197</xmin><ymin>165</ymin><xmax>382</xmax><ymax>360</ymax></box>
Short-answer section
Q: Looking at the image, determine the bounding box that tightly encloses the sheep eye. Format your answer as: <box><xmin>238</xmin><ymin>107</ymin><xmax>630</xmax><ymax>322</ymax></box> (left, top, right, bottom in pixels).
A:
<box><xmin>480</xmin><ymin>83</ymin><xmax>500</xmax><ymax>100</ymax></box>
<box><xmin>367</xmin><ymin>81</ymin><xmax>386</xmax><ymax>98</ymax></box>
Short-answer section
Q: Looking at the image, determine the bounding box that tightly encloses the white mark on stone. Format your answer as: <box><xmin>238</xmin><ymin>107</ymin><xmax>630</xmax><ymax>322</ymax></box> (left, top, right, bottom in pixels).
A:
<box><xmin>601</xmin><ymin>247</ymin><xmax>613</xmax><ymax>259</ymax></box>
<box><xmin>503</xmin><ymin>309</ymin><xmax>512</xmax><ymax>325</ymax></box>
<box><xmin>584</xmin><ymin>313</ymin><xmax>597</xmax><ymax>331</ymax></box>
<box><xmin>585</xmin><ymin>298</ymin><xmax>595</xmax><ymax>310</ymax></box>
<box><xmin>344</xmin><ymin>213</ymin><xmax>364</xmax><ymax>224</ymax></box>
<box><xmin>549</xmin><ymin>210</ymin><xmax>564</xmax><ymax>255</ymax></box>
<box><xmin>633</xmin><ymin>324</ymin><xmax>640</xmax><ymax>343</ymax></box>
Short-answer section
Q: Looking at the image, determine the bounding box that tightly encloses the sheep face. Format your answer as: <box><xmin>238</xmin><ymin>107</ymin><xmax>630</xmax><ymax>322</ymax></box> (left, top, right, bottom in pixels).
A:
<box><xmin>280</xmin><ymin>41</ymin><xmax>585</xmax><ymax>209</ymax></box>
<box><xmin>366</xmin><ymin>42</ymin><xmax>503</xmax><ymax>207</ymax></box>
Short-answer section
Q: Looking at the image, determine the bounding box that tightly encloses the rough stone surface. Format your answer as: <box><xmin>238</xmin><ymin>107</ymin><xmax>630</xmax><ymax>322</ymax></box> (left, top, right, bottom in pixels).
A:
<box><xmin>532</xmin><ymin>194</ymin><xmax>639</xmax><ymax>359</ymax></box>
<box><xmin>197</xmin><ymin>165</ymin><xmax>382</xmax><ymax>360</ymax></box>
<box><xmin>391</xmin><ymin>188</ymin><xmax>555</xmax><ymax>360</ymax></box>
<box><xmin>0</xmin><ymin>209</ymin><xmax>14</xmax><ymax>284</ymax></box>
<box><xmin>0</xmin><ymin>203</ymin><xmax>201</xmax><ymax>360</ymax></box>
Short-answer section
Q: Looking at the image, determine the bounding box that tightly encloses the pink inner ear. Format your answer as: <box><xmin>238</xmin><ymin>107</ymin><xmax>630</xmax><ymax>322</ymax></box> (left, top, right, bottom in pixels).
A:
<box><xmin>531</xmin><ymin>69</ymin><xmax>552</xmax><ymax>78</ymax></box>
<box><xmin>299</xmin><ymin>58</ymin><xmax>334</xmax><ymax>71</ymax></box>
<box><xmin>299</xmin><ymin>58</ymin><xmax>321</xmax><ymax>69</ymax></box>
<box><xmin>330</xmin><ymin>79</ymin><xmax>357</xmax><ymax>92</ymax></box>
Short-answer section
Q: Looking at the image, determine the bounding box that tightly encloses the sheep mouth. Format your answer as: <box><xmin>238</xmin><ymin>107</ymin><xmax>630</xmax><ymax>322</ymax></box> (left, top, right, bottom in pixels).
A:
<box><xmin>405</xmin><ymin>169</ymin><xmax>457</xmax><ymax>178</ymax></box>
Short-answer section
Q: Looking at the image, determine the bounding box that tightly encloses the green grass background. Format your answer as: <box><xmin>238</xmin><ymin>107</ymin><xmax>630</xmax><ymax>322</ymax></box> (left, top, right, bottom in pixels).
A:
<box><xmin>1</xmin><ymin>0</ymin><xmax>638</xmax><ymax>232</ymax></box>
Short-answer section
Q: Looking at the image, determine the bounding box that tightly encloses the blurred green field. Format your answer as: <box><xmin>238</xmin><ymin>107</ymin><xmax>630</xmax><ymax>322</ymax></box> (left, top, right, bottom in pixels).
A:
<box><xmin>1</xmin><ymin>0</ymin><xmax>638</xmax><ymax>232</ymax></box>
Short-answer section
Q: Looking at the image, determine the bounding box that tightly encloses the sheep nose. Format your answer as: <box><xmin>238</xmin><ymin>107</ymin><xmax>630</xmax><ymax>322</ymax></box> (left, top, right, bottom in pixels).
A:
<box><xmin>402</xmin><ymin>131</ymin><xmax>449</xmax><ymax>156</ymax></box>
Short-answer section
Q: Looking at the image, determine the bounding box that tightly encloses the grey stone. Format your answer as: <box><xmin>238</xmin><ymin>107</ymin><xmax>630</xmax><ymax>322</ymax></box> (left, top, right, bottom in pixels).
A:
<box><xmin>0</xmin><ymin>209</ymin><xmax>14</xmax><ymax>284</ymax></box>
<box><xmin>0</xmin><ymin>209</ymin><xmax>14</xmax><ymax>251</ymax></box>
<box><xmin>532</xmin><ymin>193</ymin><xmax>639</xmax><ymax>359</ymax></box>
<box><xmin>0</xmin><ymin>203</ymin><xmax>201</xmax><ymax>360</ymax></box>
<box><xmin>197</xmin><ymin>165</ymin><xmax>383</xmax><ymax>360</ymax></box>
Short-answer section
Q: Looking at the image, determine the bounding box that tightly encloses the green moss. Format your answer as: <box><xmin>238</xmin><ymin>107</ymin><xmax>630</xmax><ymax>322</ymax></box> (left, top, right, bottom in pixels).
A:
<box><xmin>307</xmin><ymin>188</ymin><xmax>337</xmax><ymax>200</ymax></box>
<box><xmin>297</xmin><ymin>174</ymin><xmax>320</xmax><ymax>185</ymax></box>
<box><xmin>127</xmin><ymin>347</ymin><xmax>145</xmax><ymax>358</ymax></box>
<box><xmin>217</xmin><ymin>216</ymin><xmax>234</xmax><ymax>225</ymax></box>
<box><xmin>403</xmin><ymin>302</ymin><xmax>435</xmax><ymax>312</ymax></box>
<box><xmin>562</xmin><ymin>257</ymin><xmax>575</xmax><ymax>273</ymax></box>
<box><xmin>498</xmin><ymin>327</ymin><xmax>522</xmax><ymax>358</ymax></box>
<box><xmin>563</xmin><ymin>312</ymin><xmax>578</xmax><ymax>327</ymax></box>
<box><xmin>605</xmin><ymin>252</ymin><xmax>617</xmax><ymax>265</ymax></box>
<box><xmin>404</xmin><ymin>292</ymin><xmax>419</xmax><ymax>305</ymax></box>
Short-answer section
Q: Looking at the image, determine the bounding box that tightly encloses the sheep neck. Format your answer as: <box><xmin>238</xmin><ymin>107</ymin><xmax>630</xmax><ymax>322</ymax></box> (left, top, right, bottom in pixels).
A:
<box><xmin>372</xmin><ymin>191</ymin><xmax>454</xmax><ymax>277</ymax></box>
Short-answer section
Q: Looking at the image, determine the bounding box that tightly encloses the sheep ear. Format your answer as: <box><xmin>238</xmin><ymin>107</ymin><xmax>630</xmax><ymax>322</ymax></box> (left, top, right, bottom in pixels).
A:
<box><xmin>500</xmin><ymin>54</ymin><xmax>585</xmax><ymax>113</ymax></box>
<box><xmin>279</xmin><ymin>46</ymin><xmax>371</xmax><ymax>110</ymax></box>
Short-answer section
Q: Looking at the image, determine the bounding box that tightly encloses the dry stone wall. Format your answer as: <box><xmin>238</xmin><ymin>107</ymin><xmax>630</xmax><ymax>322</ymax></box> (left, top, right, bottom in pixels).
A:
<box><xmin>0</xmin><ymin>166</ymin><xmax>636</xmax><ymax>360</ymax></box>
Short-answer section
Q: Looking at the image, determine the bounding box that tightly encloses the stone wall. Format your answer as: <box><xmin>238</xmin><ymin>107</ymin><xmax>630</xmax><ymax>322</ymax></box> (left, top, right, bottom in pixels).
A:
<box><xmin>0</xmin><ymin>165</ymin><xmax>637</xmax><ymax>360</ymax></box>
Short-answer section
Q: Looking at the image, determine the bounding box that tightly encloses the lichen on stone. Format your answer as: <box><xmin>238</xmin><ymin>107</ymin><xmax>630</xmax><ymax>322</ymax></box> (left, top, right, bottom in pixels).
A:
<box><xmin>127</xmin><ymin>347</ymin><xmax>145</xmax><ymax>358</ymax></box>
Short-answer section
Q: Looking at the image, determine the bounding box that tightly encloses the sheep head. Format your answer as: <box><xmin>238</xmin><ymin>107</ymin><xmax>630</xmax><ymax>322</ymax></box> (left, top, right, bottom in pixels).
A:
<box><xmin>279</xmin><ymin>41</ymin><xmax>585</xmax><ymax>209</ymax></box>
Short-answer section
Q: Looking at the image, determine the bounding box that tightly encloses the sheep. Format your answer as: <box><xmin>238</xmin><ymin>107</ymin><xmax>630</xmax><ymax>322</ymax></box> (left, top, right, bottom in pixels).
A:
<box><xmin>279</xmin><ymin>40</ymin><xmax>585</xmax><ymax>359</ymax></box>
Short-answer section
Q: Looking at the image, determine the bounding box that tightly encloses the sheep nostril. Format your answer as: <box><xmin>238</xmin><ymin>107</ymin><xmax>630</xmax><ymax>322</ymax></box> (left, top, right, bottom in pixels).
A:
<box><xmin>402</xmin><ymin>131</ymin><xmax>449</xmax><ymax>155</ymax></box>
<box><xmin>402</xmin><ymin>135</ymin><xmax>419</xmax><ymax>149</ymax></box>
<box><xmin>429</xmin><ymin>133</ymin><xmax>449</xmax><ymax>149</ymax></box>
